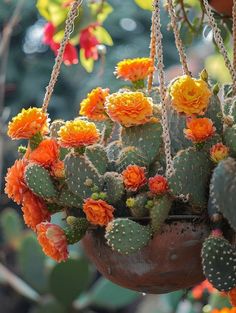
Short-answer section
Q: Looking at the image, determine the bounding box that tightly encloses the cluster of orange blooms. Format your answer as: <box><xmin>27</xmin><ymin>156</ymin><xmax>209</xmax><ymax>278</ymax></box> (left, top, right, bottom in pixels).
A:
<box><xmin>4</xmin><ymin>57</ymin><xmax>230</xmax><ymax>267</ymax></box>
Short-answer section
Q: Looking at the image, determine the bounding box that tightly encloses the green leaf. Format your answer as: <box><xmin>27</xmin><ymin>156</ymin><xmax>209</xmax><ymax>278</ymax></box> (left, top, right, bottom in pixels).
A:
<box><xmin>80</xmin><ymin>50</ymin><xmax>94</xmax><ymax>73</ymax></box>
<box><xmin>49</xmin><ymin>258</ymin><xmax>91</xmax><ymax>306</ymax></box>
<box><xmin>134</xmin><ymin>0</ymin><xmax>152</xmax><ymax>11</ymax></box>
<box><xmin>90</xmin><ymin>2</ymin><xmax>113</xmax><ymax>23</ymax></box>
<box><xmin>88</xmin><ymin>278</ymin><xmax>139</xmax><ymax>309</ymax></box>
<box><xmin>209</xmin><ymin>291</ymin><xmax>231</xmax><ymax>309</ymax></box>
<box><xmin>93</xmin><ymin>26</ymin><xmax>113</xmax><ymax>46</ymax></box>
<box><xmin>36</xmin><ymin>0</ymin><xmax>51</xmax><ymax>21</ymax></box>
<box><xmin>18</xmin><ymin>233</ymin><xmax>48</xmax><ymax>293</ymax></box>
<box><xmin>0</xmin><ymin>208</ymin><xmax>23</xmax><ymax>248</ymax></box>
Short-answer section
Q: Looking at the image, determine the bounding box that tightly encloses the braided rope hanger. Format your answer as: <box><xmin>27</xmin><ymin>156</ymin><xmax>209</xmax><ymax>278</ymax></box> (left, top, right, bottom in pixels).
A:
<box><xmin>42</xmin><ymin>0</ymin><xmax>83</xmax><ymax>113</ymax></box>
<box><xmin>166</xmin><ymin>0</ymin><xmax>191</xmax><ymax>77</ymax></box>
<box><xmin>152</xmin><ymin>0</ymin><xmax>174</xmax><ymax>178</ymax></box>
<box><xmin>202</xmin><ymin>0</ymin><xmax>236</xmax><ymax>95</ymax></box>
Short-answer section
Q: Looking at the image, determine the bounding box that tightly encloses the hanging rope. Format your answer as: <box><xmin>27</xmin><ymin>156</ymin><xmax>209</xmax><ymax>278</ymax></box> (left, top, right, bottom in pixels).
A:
<box><xmin>42</xmin><ymin>0</ymin><xmax>83</xmax><ymax>113</ymax></box>
<box><xmin>202</xmin><ymin>0</ymin><xmax>236</xmax><ymax>88</ymax></box>
<box><xmin>166</xmin><ymin>0</ymin><xmax>191</xmax><ymax>76</ymax></box>
<box><xmin>148</xmin><ymin>12</ymin><xmax>157</xmax><ymax>92</ymax></box>
<box><xmin>232</xmin><ymin>0</ymin><xmax>236</xmax><ymax>94</ymax></box>
<box><xmin>153</xmin><ymin>0</ymin><xmax>174</xmax><ymax>178</ymax></box>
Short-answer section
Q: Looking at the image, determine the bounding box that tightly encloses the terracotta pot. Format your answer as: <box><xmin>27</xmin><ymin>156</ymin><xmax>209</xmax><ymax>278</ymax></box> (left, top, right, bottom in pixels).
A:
<box><xmin>209</xmin><ymin>0</ymin><xmax>233</xmax><ymax>16</ymax></box>
<box><xmin>82</xmin><ymin>218</ymin><xmax>210</xmax><ymax>294</ymax></box>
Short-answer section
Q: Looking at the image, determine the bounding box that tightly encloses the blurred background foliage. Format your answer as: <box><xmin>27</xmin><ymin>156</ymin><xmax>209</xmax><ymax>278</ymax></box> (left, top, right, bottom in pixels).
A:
<box><xmin>0</xmin><ymin>0</ymin><xmax>234</xmax><ymax>312</ymax></box>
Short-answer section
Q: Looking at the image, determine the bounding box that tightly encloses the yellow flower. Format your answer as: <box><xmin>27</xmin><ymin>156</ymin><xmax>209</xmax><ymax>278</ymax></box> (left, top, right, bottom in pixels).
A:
<box><xmin>79</xmin><ymin>87</ymin><xmax>110</xmax><ymax>121</ymax></box>
<box><xmin>115</xmin><ymin>58</ymin><xmax>154</xmax><ymax>82</ymax></box>
<box><xmin>210</xmin><ymin>143</ymin><xmax>229</xmax><ymax>163</ymax></box>
<box><xmin>105</xmin><ymin>92</ymin><xmax>153</xmax><ymax>127</ymax></box>
<box><xmin>8</xmin><ymin>107</ymin><xmax>49</xmax><ymax>139</ymax></box>
<box><xmin>169</xmin><ymin>75</ymin><xmax>212</xmax><ymax>115</ymax></box>
<box><xmin>58</xmin><ymin>119</ymin><xmax>100</xmax><ymax>148</ymax></box>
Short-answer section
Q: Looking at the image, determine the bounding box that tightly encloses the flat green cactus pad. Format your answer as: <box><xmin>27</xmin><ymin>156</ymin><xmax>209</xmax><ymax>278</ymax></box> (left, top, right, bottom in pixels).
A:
<box><xmin>64</xmin><ymin>153</ymin><xmax>102</xmax><ymax>199</ymax></box>
<box><xmin>223</xmin><ymin>126</ymin><xmax>236</xmax><ymax>157</ymax></box>
<box><xmin>105</xmin><ymin>218</ymin><xmax>152</xmax><ymax>255</ymax></box>
<box><xmin>24</xmin><ymin>164</ymin><xmax>58</xmax><ymax>199</ymax></box>
<box><xmin>116</xmin><ymin>146</ymin><xmax>148</xmax><ymax>172</ymax></box>
<box><xmin>85</xmin><ymin>144</ymin><xmax>108</xmax><ymax>175</ymax></box>
<box><xmin>58</xmin><ymin>187</ymin><xmax>83</xmax><ymax>208</ymax></box>
<box><xmin>103</xmin><ymin>172</ymin><xmax>124</xmax><ymax>204</ymax></box>
<box><xmin>202</xmin><ymin>235</ymin><xmax>236</xmax><ymax>291</ymax></box>
<box><xmin>210</xmin><ymin>157</ymin><xmax>236</xmax><ymax>231</ymax></box>
<box><xmin>169</xmin><ymin>148</ymin><xmax>213</xmax><ymax>207</ymax></box>
<box><xmin>149</xmin><ymin>195</ymin><xmax>172</xmax><ymax>234</ymax></box>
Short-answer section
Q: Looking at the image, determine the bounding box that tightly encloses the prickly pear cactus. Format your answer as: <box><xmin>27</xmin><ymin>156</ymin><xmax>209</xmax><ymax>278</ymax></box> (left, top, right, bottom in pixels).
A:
<box><xmin>25</xmin><ymin>164</ymin><xmax>58</xmax><ymax>199</ymax></box>
<box><xmin>210</xmin><ymin>157</ymin><xmax>236</xmax><ymax>231</ymax></box>
<box><xmin>5</xmin><ymin>53</ymin><xmax>236</xmax><ymax>300</ymax></box>
<box><xmin>105</xmin><ymin>218</ymin><xmax>152</xmax><ymax>255</ymax></box>
<box><xmin>202</xmin><ymin>232</ymin><xmax>236</xmax><ymax>291</ymax></box>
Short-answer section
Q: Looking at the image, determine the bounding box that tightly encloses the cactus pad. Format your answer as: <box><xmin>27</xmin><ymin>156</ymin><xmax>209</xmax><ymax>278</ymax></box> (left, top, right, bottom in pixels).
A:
<box><xmin>103</xmin><ymin>172</ymin><xmax>124</xmax><ymax>204</ymax></box>
<box><xmin>65</xmin><ymin>217</ymin><xmax>89</xmax><ymax>244</ymax></box>
<box><xmin>205</xmin><ymin>95</ymin><xmax>223</xmax><ymax>135</ymax></box>
<box><xmin>202</xmin><ymin>235</ymin><xmax>236</xmax><ymax>291</ymax></box>
<box><xmin>116</xmin><ymin>146</ymin><xmax>148</xmax><ymax>172</ymax></box>
<box><xmin>85</xmin><ymin>144</ymin><xmax>108</xmax><ymax>175</ymax></box>
<box><xmin>169</xmin><ymin>148</ymin><xmax>213</xmax><ymax>207</ymax></box>
<box><xmin>24</xmin><ymin>164</ymin><xmax>58</xmax><ymax>199</ymax></box>
<box><xmin>121</xmin><ymin>120</ymin><xmax>162</xmax><ymax>164</ymax></box>
<box><xmin>224</xmin><ymin>126</ymin><xmax>236</xmax><ymax>157</ymax></box>
<box><xmin>106</xmin><ymin>140</ymin><xmax>122</xmax><ymax>162</ymax></box>
<box><xmin>149</xmin><ymin>195</ymin><xmax>172</xmax><ymax>234</ymax></box>
<box><xmin>210</xmin><ymin>157</ymin><xmax>236</xmax><ymax>231</ymax></box>
<box><xmin>128</xmin><ymin>193</ymin><xmax>148</xmax><ymax>218</ymax></box>
<box><xmin>64</xmin><ymin>153</ymin><xmax>102</xmax><ymax>199</ymax></box>
<box><xmin>105</xmin><ymin>218</ymin><xmax>152</xmax><ymax>255</ymax></box>
<box><xmin>58</xmin><ymin>188</ymin><xmax>83</xmax><ymax>208</ymax></box>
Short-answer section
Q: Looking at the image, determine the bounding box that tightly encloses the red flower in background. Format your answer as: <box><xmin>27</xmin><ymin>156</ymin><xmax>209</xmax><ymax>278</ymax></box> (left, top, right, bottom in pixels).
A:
<box><xmin>79</xmin><ymin>25</ymin><xmax>100</xmax><ymax>60</ymax></box>
<box><xmin>192</xmin><ymin>280</ymin><xmax>216</xmax><ymax>300</ymax></box>
<box><xmin>43</xmin><ymin>23</ymin><xmax>78</xmax><ymax>66</ymax></box>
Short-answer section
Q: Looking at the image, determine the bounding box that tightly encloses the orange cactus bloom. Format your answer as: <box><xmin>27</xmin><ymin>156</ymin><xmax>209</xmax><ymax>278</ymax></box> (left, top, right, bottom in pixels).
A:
<box><xmin>148</xmin><ymin>175</ymin><xmax>168</xmax><ymax>195</ymax></box>
<box><xmin>191</xmin><ymin>280</ymin><xmax>216</xmax><ymax>300</ymax></box>
<box><xmin>8</xmin><ymin>107</ymin><xmax>49</xmax><ymax>140</ymax></box>
<box><xmin>184</xmin><ymin>117</ymin><xmax>215</xmax><ymax>143</ymax></box>
<box><xmin>211</xmin><ymin>309</ymin><xmax>236</xmax><ymax>313</ymax></box>
<box><xmin>79</xmin><ymin>87</ymin><xmax>110</xmax><ymax>121</ymax></box>
<box><xmin>51</xmin><ymin>160</ymin><xmax>65</xmax><ymax>178</ymax></box>
<box><xmin>227</xmin><ymin>287</ymin><xmax>236</xmax><ymax>307</ymax></box>
<box><xmin>5</xmin><ymin>159</ymin><xmax>28</xmax><ymax>205</ymax></box>
<box><xmin>28</xmin><ymin>139</ymin><xmax>59</xmax><ymax>167</ymax></box>
<box><xmin>58</xmin><ymin>119</ymin><xmax>100</xmax><ymax>148</ymax></box>
<box><xmin>36</xmin><ymin>222</ymin><xmax>68</xmax><ymax>262</ymax></box>
<box><xmin>115</xmin><ymin>58</ymin><xmax>154</xmax><ymax>82</ymax></box>
<box><xmin>105</xmin><ymin>92</ymin><xmax>153</xmax><ymax>127</ymax></box>
<box><xmin>22</xmin><ymin>191</ymin><xmax>51</xmax><ymax>231</ymax></box>
<box><xmin>122</xmin><ymin>165</ymin><xmax>147</xmax><ymax>191</ymax></box>
<box><xmin>169</xmin><ymin>75</ymin><xmax>212</xmax><ymax>115</ymax></box>
<box><xmin>210</xmin><ymin>143</ymin><xmax>229</xmax><ymax>163</ymax></box>
<box><xmin>83</xmin><ymin>198</ymin><xmax>114</xmax><ymax>226</ymax></box>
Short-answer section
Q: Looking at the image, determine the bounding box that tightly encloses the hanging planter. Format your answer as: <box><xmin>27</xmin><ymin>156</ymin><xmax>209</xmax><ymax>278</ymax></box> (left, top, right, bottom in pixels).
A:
<box><xmin>4</xmin><ymin>0</ymin><xmax>236</xmax><ymax>304</ymax></box>
<box><xmin>83</xmin><ymin>217</ymin><xmax>209</xmax><ymax>293</ymax></box>
<box><xmin>209</xmin><ymin>0</ymin><xmax>233</xmax><ymax>16</ymax></box>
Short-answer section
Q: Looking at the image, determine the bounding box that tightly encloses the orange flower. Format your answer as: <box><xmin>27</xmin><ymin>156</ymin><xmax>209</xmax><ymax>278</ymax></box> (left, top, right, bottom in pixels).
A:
<box><xmin>122</xmin><ymin>165</ymin><xmax>147</xmax><ymax>191</ymax></box>
<box><xmin>8</xmin><ymin>107</ymin><xmax>49</xmax><ymax>140</ymax></box>
<box><xmin>51</xmin><ymin>160</ymin><xmax>65</xmax><ymax>178</ymax></box>
<box><xmin>79</xmin><ymin>87</ymin><xmax>110</xmax><ymax>121</ymax></box>
<box><xmin>211</xmin><ymin>309</ymin><xmax>236</xmax><ymax>313</ymax></box>
<box><xmin>105</xmin><ymin>92</ymin><xmax>153</xmax><ymax>127</ymax></box>
<box><xmin>115</xmin><ymin>58</ymin><xmax>154</xmax><ymax>82</ymax></box>
<box><xmin>36</xmin><ymin>223</ymin><xmax>68</xmax><ymax>262</ymax></box>
<box><xmin>227</xmin><ymin>287</ymin><xmax>236</xmax><ymax>307</ymax></box>
<box><xmin>22</xmin><ymin>191</ymin><xmax>51</xmax><ymax>231</ymax></box>
<box><xmin>210</xmin><ymin>143</ymin><xmax>229</xmax><ymax>163</ymax></box>
<box><xmin>58</xmin><ymin>119</ymin><xmax>100</xmax><ymax>148</ymax></box>
<box><xmin>83</xmin><ymin>198</ymin><xmax>114</xmax><ymax>226</ymax></box>
<box><xmin>5</xmin><ymin>159</ymin><xmax>28</xmax><ymax>205</ymax></box>
<box><xmin>148</xmin><ymin>175</ymin><xmax>168</xmax><ymax>195</ymax></box>
<box><xmin>192</xmin><ymin>280</ymin><xmax>216</xmax><ymax>300</ymax></box>
<box><xmin>184</xmin><ymin>117</ymin><xmax>215</xmax><ymax>143</ymax></box>
<box><xmin>169</xmin><ymin>75</ymin><xmax>212</xmax><ymax>115</ymax></box>
<box><xmin>28</xmin><ymin>139</ymin><xmax>59</xmax><ymax>167</ymax></box>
